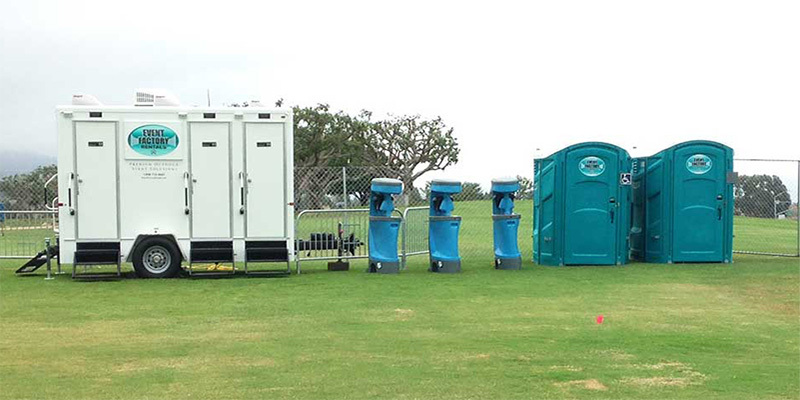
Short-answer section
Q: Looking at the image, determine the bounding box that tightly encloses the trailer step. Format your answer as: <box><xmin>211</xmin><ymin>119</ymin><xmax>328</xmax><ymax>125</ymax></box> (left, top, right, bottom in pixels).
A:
<box><xmin>186</xmin><ymin>270</ymin><xmax>237</xmax><ymax>278</ymax></box>
<box><xmin>73</xmin><ymin>243</ymin><xmax>121</xmax><ymax>279</ymax></box>
<box><xmin>243</xmin><ymin>260</ymin><xmax>291</xmax><ymax>276</ymax></box>
<box><xmin>244</xmin><ymin>269</ymin><xmax>291</xmax><ymax>277</ymax></box>
<box><xmin>72</xmin><ymin>272</ymin><xmax>123</xmax><ymax>281</ymax></box>
<box><xmin>16</xmin><ymin>245</ymin><xmax>59</xmax><ymax>275</ymax></box>
<box><xmin>246</xmin><ymin>240</ymin><xmax>289</xmax><ymax>262</ymax></box>
<box><xmin>16</xmin><ymin>251</ymin><xmax>48</xmax><ymax>274</ymax></box>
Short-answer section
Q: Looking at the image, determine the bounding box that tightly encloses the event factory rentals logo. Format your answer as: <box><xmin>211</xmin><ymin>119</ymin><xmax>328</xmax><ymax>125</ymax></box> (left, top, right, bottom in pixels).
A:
<box><xmin>579</xmin><ymin>156</ymin><xmax>605</xmax><ymax>177</ymax></box>
<box><xmin>686</xmin><ymin>154</ymin><xmax>712</xmax><ymax>174</ymax></box>
<box><xmin>128</xmin><ymin>125</ymin><xmax>179</xmax><ymax>156</ymax></box>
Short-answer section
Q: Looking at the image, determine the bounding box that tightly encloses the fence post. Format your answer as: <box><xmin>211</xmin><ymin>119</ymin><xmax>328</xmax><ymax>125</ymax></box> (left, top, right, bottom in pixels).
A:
<box><xmin>44</xmin><ymin>237</ymin><xmax>53</xmax><ymax>280</ymax></box>
<box><xmin>797</xmin><ymin>160</ymin><xmax>799</xmax><ymax>257</ymax></box>
<box><xmin>342</xmin><ymin>167</ymin><xmax>348</xmax><ymax>209</ymax></box>
<box><xmin>401</xmin><ymin>209</ymin><xmax>407</xmax><ymax>270</ymax></box>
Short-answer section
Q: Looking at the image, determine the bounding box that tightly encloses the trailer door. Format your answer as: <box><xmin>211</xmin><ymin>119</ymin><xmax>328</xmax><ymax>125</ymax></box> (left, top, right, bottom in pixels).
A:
<box><xmin>75</xmin><ymin>122</ymin><xmax>118</xmax><ymax>239</ymax></box>
<box><xmin>190</xmin><ymin>122</ymin><xmax>231</xmax><ymax>238</ymax></box>
<box><xmin>245</xmin><ymin>123</ymin><xmax>285</xmax><ymax>238</ymax></box>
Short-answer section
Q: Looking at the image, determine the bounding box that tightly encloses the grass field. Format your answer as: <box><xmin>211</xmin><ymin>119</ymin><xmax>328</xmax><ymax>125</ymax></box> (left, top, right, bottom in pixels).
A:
<box><xmin>1</xmin><ymin>202</ymin><xmax>798</xmax><ymax>398</ymax></box>
<box><xmin>1</xmin><ymin>254</ymin><xmax>798</xmax><ymax>399</ymax></box>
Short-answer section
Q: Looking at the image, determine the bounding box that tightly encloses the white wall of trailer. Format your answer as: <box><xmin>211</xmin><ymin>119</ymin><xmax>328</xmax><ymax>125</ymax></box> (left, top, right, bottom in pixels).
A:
<box><xmin>56</xmin><ymin>106</ymin><xmax>294</xmax><ymax>264</ymax></box>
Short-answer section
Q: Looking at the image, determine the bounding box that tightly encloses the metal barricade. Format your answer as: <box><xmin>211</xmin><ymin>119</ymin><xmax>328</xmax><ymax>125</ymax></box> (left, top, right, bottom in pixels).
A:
<box><xmin>401</xmin><ymin>207</ymin><xmax>429</xmax><ymax>269</ymax></box>
<box><xmin>295</xmin><ymin>207</ymin><xmax>432</xmax><ymax>273</ymax></box>
<box><xmin>295</xmin><ymin>208</ymin><xmax>372</xmax><ymax>274</ymax></box>
<box><xmin>0</xmin><ymin>210</ymin><xmax>58</xmax><ymax>259</ymax></box>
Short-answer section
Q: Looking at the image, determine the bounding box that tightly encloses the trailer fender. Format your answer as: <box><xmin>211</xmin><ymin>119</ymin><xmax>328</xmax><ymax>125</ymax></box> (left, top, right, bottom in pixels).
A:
<box><xmin>126</xmin><ymin>235</ymin><xmax>186</xmax><ymax>262</ymax></box>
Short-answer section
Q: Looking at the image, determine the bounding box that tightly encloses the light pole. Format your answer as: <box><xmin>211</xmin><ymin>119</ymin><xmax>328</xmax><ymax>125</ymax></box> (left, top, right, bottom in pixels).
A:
<box><xmin>773</xmin><ymin>191</ymin><xmax>789</xmax><ymax>219</ymax></box>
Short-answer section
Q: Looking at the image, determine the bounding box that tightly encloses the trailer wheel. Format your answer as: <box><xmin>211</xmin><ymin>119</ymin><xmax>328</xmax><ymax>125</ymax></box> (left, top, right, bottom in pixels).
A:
<box><xmin>132</xmin><ymin>237</ymin><xmax>182</xmax><ymax>278</ymax></box>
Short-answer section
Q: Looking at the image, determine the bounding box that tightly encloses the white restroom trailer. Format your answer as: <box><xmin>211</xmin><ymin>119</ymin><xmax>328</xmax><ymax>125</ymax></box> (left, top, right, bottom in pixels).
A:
<box><xmin>56</xmin><ymin>94</ymin><xmax>294</xmax><ymax>278</ymax></box>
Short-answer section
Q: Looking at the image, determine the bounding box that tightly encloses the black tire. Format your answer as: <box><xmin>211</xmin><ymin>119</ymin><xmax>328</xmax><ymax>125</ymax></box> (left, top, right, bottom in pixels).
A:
<box><xmin>131</xmin><ymin>236</ymin><xmax>182</xmax><ymax>278</ymax></box>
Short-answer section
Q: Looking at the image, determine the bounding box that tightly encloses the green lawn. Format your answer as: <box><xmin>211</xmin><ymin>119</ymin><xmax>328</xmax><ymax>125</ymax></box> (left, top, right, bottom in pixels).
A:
<box><xmin>1</xmin><ymin>202</ymin><xmax>798</xmax><ymax>398</ymax></box>
<box><xmin>734</xmin><ymin>216</ymin><xmax>799</xmax><ymax>256</ymax></box>
<box><xmin>1</xmin><ymin>254</ymin><xmax>798</xmax><ymax>399</ymax></box>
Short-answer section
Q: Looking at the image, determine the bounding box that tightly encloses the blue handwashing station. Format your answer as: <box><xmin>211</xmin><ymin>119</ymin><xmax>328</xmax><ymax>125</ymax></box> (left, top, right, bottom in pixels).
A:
<box><xmin>491</xmin><ymin>177</ymin><xmax>522</xmax><ymax>269</ymax></box>
<box><xmin>368</xmin><ymin>178</ymin><xmax>404</xmax><ymax>274</ymax></box>
<box><xmin>429</xmin><ymin>179</ymin><xmax>462</xmax><ymax>273</ymax></box>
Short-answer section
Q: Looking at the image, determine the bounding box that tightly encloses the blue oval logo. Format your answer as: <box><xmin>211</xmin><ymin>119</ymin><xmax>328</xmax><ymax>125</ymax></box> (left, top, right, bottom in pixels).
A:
<box><xmin>579</xmin><ymin>156</ymin><xmax>606</xmax><ymax>177</ymax></box>
<box><xmin>128</xmin><ymin>124</ymin><xmax>179</xmax><ymax>156</ymax></box>
<box><xmin>686</xmin><ymin>154</ymin><xmax>712</xmax><ymax>174</ymax></box>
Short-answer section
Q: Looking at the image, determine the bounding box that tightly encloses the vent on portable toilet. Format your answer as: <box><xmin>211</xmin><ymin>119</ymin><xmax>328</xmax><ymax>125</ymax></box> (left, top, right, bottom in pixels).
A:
<box><xmin>134</xmin><ymin>89</ymin><xmax>180</xmax><ymax>107</ymax></box>
<box><xmin>72</xmin><ymin>94</ymin><xmax>103</xmax><ymax>106</ymax></box>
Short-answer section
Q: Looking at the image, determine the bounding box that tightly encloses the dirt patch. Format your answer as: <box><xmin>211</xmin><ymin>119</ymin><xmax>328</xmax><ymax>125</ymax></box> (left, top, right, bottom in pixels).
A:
<box><xmin>394</xmin><ymin>308</ymin><xmax>415</xmax><ymax>321</ymax></box>
<box><xmin>114</xmin><ymin>358</ymin><xmax>191</xmax><ymax>373</ymax></box>
<box><xmin>620</xmin><ymin>362</ymin><xmax>707</xmax><ymax>388</ymax></box>
<box><xmin>620</xmin><ymin>376</ymin><xmax>693</xmax><ymax>387</ymax></box>
<box><xmin>596</xmin><ymin>349</ymin><xmax>635</xmax><ymax>361</ymax></box>
<box><xmin>633</xmin><ymin>361</ymin><xmax>687</xmax><ymax>370</ymax></box>
<box><xmin>549</xmin><ymin>365</ymin><xmax>583</xmax><ymax>372</ymax></box>
<box><xmin>555</xmin><ymin>379</ymin><xmax>607</xmax><ymax>391</ymax></box>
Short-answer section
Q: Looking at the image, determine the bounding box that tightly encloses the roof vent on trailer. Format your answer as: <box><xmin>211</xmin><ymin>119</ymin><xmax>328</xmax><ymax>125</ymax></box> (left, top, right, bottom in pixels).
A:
<box><xmin>72</xmin><ymin>93</ymin><xmax>103</xmax><ymax>106</ymax></box>
<box><xmin>134</xmin><ymin>89</ymin><xmax>180</xmax><ymax>107</ymax></box>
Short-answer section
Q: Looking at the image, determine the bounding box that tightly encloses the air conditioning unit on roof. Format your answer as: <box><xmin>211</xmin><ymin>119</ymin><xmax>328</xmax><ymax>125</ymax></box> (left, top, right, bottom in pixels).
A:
<box><xmin>134</xmin><ymin>89</ymin><xmax>180</xmax><ymax>107</ymax></box>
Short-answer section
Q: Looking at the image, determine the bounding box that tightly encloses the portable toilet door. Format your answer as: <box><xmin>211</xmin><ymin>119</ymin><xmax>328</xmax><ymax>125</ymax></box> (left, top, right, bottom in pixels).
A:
<box><xmin>629</xmin><ymin>157</ymin><xmax>647</xmax><ymax>261</ymax></box>
<box><xmin>534</xmin><ymin>142</ymin><xmax>632</xmax><ymax>266</ymax></box>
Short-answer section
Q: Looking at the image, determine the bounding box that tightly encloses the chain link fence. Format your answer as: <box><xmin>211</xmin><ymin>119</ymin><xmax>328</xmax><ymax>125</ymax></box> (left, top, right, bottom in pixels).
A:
<box><xmin>733</xmin><ymin>159</ymin><xmax>799</xmax><ymax>256</ymax></box>
<box><xmin>0</xmin><ymin>170</ymin><xmax>58</xmax><ymax>258</ymax></box>
<box><xmin>2</xmin><ymin>162</ymin><xmax>797</xmax><ymax>261</ymax></box>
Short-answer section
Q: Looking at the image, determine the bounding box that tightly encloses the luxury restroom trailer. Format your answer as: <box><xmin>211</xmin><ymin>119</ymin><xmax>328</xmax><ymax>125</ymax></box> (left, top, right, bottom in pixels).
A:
<box><xmin>56</xmin><ymin>91</ymin><xmax>294</xmax><ymax>278</ymax></box>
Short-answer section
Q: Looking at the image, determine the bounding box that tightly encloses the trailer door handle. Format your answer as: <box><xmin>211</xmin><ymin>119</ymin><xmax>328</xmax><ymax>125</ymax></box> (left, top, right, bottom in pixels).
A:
<box><xmin>183</xmin><ymin>172</ymin><xmax>190</xmax><ymax>215</ymax></box>
<box><xmin>717</xmin><ymin>205</ymin><xmax>722</xmax><ymax>220</ymax></box>
<box><xmin>68</xmin><ymin>172</ymin><xmax>75</xmax><ymax>215</ymax></box>
<box><xmin>610</xmin><ymin>209</ymin><xmax>615</xmax><ymax>224</ymax></box>
<box><xmin>239</xmin><ymin>171</ymin><xmax>246</xmax><ymax>214</ymax></box>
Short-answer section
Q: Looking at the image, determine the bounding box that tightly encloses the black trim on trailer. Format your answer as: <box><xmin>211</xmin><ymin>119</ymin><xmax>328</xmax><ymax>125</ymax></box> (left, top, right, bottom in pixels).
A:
<box><xmin>190</xmin><ymin>241</ymin><xmax>234</xmax><ymax>263</ymax></box>
<box><xmin>246</xmin><ymin>240</ymin><xmax>289</xmax><ymax>262</ymax></box>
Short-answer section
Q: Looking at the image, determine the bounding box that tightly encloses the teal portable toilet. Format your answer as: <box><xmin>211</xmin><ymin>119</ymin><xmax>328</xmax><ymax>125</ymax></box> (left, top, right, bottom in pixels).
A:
<box><xmin>631</xmin><ymin>140</ymin><xmax>734</xmax><ymax>263</ymax></box>
<box><xmin>533</xmin><ymin>142</ymin><xmax>632</xmax><ymax>266</ymax></box>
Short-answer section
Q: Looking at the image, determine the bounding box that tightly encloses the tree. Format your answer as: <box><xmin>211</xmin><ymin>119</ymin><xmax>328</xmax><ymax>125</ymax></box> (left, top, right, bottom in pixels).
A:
<box><xmin>454</xmin><ymin>182</ymin><xmax>488</xmax><ymax>201</ymax></box>
<box><xmin>734</xmin><ymin>174</ymin><xmax>791</xmax><ymax>218</ymax></box>
<box><xmin>516</xmin><ymin>175</ymin><xmax>533</xmax><ymax>200</ymax></box>
<box><xmin>293</xmin><ymin>104</ymin><xmax>373</xmax><ymax>168</ymax></box>
<box><xmin>0</xmin><ymin>164</ymin><xmax>57</xmax><ymax>210</ymax></box>
<box><xmin>291</xmin><ymin>104</ymin><xmax>374</xmax><ymax>209</ymax></box>
<box><xmin>360</xmin><ymin>114</ymin><xmax>459</xmax><ymax>193</ymax></box>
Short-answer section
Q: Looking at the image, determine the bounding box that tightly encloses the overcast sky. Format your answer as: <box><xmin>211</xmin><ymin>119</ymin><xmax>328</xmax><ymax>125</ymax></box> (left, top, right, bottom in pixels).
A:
<box><xmin>1</xmin><ymin>0</ymin><xmax>798</xmax><ymax>196</ymax></box>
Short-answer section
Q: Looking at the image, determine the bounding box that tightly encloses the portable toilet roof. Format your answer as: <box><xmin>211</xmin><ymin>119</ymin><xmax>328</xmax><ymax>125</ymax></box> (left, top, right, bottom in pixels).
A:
<box><xmin>533</xmin><ymin>142</ymin><xmax>632</xmax><ymax>266</ymax></box>
<box><xmin>631</xmin><ymin>140</ymin><xmax>734</xmax><ymax>263</ymax></box>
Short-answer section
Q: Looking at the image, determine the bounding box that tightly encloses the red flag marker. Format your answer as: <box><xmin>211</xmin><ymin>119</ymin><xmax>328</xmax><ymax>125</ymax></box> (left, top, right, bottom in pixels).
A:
<box><xmin>596</xmin><ymin>315</ymin><xmax>604</xmax><ymax>324</ymax></box>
